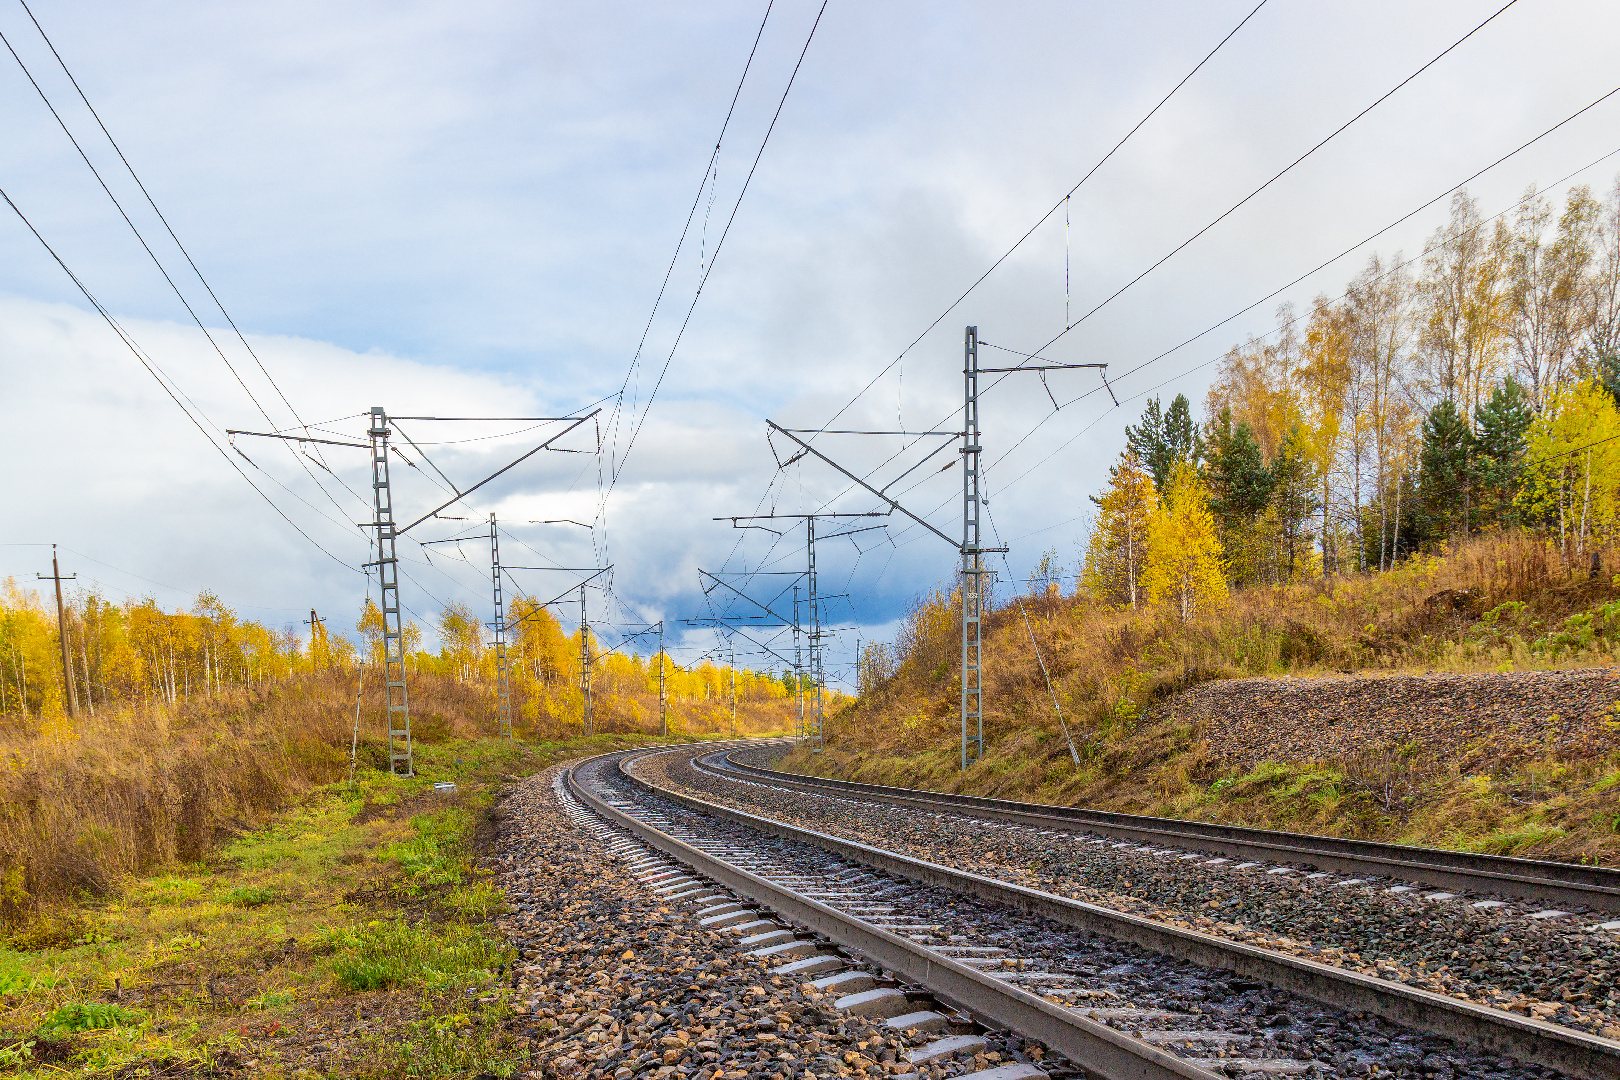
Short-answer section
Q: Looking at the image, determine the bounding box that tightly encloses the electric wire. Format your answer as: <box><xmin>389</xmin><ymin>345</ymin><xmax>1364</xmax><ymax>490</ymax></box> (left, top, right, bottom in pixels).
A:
<box><xmin>798</xmin><ymin>0</ymin><xmax>1271</xmax><ymax>443</ymax></box>
<box><xmin>979</xmin><ymin>140</ymin><xmax>1620</xmax><ymax>505</ymax></box>
<box><xmin>994</xmin><ymin>0</ymin><xmax>1524</xmax><ymax>370</ymax></box>
<box><xmin>800</xmin><ymin>104</ymin><xmax>1620</xmax><ymax>566</ymax></box>
<box><xmin>783</xmin><ymin>0</ymin><xmax>1545</xmax><ymax>542</ymax></box>
<box><xmin>1</xmin><ymin>21</ymin><xmax>368</xmax><ymax>531</ymax></box>
<box><xmin>598</xmin><ymin>0</ymin><xmax>778</xmax><ymax>536</ymax></box>
<box><xmin>17</xmin><ymin>0</ymin><xmax>316</xmax><ymax>443</ymax></box>
<box><xmin>0</xmin><ymin>185</ymin><xmax>357</xmax><ymax>571</ymax></box>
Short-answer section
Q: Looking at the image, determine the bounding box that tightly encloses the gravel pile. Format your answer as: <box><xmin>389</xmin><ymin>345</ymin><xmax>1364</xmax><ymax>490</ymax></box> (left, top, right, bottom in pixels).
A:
<box><xmin>583</xmin><ymin>759</ymin><xmax>1555</xmax><ymax>1080</ymax></box>
<box><xmin>648</xmin><ymin>749</ymin><xmax>1620</xmax><ymax>1041</ymax></box>
<box><xmin>495</xmin><ymin>764</ymin><xmax>1053</xmax><ymax>1080</ymax></box>
<box><xmin>1162</xmin><ymin>669</ymin><xmax>1620</xmax><ymax>771</ymax></box>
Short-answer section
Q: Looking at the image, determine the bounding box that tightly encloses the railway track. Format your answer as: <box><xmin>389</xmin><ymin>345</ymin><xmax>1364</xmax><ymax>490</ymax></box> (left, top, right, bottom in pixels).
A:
<box><xmin>558</xmin><ymin>745</ymin><xmax>1620</xmax><ymax>1080</ymax></box>
<box><xmin>701</xmin><ymin>747</ymin><xmax>1620</xmax><ymax>917</ymax></box>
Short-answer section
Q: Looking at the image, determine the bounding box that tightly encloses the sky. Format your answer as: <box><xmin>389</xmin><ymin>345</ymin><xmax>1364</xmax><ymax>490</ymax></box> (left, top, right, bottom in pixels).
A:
<box><xmin>3</xmin><ymin>0</ymin><xmax>1620</xmax><ymax>684</ymax></box>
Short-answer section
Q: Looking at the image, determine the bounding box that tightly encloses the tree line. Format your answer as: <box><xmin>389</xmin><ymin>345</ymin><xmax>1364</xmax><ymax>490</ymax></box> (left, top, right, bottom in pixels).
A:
<box><xmin>1083</xmin><ymin>179</ymin><xmax>1620</xmax><ymax>613</ymax></box>
<box><xmin>0</xmin><ymin>580</ymin><xmax>780</xmax><ymax>721</ymax></box>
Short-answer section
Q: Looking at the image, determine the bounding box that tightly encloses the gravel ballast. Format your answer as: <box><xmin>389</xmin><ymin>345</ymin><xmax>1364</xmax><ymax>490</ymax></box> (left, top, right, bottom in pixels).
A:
<box><xmin>496</xmin><ymin>764</ymin><xmax>1057</xmax><ymax>1080</ymax></box>
<box><xmin>582</xmin><ymin>755</ymin><xmax>1561</xmax><ymax>1080</ymax></box>
<box><xmin>640</xmin><ymin>747</ymin><xmax>1620</xmax><ymax>1042</ymax></box>
<box><xmin>1166</xmin><ymin>669</ymin><xmax>1620</xmax><ymax>772</ymax></box>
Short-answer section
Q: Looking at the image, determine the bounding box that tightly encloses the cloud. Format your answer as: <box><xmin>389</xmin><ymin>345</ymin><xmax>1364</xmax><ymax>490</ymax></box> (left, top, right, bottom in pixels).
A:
<box><xmin>5</xmin><ymin>0</ymin><xmax>1620</xmax><ymax>680</ymax></box>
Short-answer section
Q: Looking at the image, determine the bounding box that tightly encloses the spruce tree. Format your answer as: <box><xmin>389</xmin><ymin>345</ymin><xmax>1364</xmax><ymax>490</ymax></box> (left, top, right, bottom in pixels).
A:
<box><xmin>1418</xmin><ymin>398</ymin><xmax>1474</xmax><ymax>540</ymax></box>
<box><xmin>1203</xmin><ymin>407</ymin><xmax>1273</xmax><ymax>584</ymax></box>
<box><xmin>1474</xmin><ymin>377</ymin><xmax>1533</xmax><ymax>525</ymax></box>
<box><xmin>1270</xmin><ymin>425</ymin><xmax>1320</xmax><ymax>578</ymax></box>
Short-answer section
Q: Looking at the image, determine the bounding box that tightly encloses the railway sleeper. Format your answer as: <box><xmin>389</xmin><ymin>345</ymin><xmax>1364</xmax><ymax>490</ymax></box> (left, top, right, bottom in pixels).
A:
<box><xmin>568</xmin><ymin>761</ymin><xmax>1342</xmax><ymax>1080</ymax></box>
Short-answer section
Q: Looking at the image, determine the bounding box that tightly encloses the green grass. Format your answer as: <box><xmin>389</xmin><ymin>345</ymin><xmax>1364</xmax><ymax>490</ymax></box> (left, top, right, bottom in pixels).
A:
<box><xmin>0</xmin><ymin>730</ymin><xmax>687</xmax><ymax>1078</ymax></box>
<box><xmin>326</xmin><ymin>919</ymin><xmax>509</xmax><ymax>993</ymax></box>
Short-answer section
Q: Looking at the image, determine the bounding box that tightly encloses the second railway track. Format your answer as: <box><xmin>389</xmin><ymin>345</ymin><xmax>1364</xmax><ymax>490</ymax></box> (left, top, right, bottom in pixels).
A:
<box><xmin>559</xmin><ymin>745</ymin><xmax>1620</xmax><ymax>1080</ymax></box>
<box><xmin>701</xmin><ymin>748</ymin><xmax>1620</xmax><ymax>916</ymax></box>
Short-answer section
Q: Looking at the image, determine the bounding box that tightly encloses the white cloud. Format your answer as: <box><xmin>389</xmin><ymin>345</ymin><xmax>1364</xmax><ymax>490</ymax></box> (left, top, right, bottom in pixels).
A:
<box><xmin>5</xmin><ymin>0</ymin><xmax>1620</xmax><ymax>679</ymax></box>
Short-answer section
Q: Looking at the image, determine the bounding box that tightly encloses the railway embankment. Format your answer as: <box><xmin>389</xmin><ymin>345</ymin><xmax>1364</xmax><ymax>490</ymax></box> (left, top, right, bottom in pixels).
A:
<box><xmin>786</xmin><ymin>664</ymin><xmax>1620</xmax><ymax>865</ymax></box>
<box><xmin>793</xmin><ymin>535</ymin><xmax>1620</xmax><ymax>863</ymax></box>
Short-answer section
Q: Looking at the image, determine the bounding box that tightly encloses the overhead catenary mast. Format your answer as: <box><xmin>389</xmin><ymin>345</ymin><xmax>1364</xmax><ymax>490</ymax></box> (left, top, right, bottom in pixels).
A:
<box><xmin>658</xmin><ymin>620</ymin><xmax>668</xmax><ymax>738</ymax></box>
<box><xmin>793</xmin><ymin>583</ymin><xmax>804</xmax><ymax>741</ymax></box>
<box><xmin>227</xmin><ymin>407</ymin><xmax>600</xmax><ymax>773</ymax></box>
<box><xmin>579</xmin><ymin>585</ymin><xmax>593</xmax><ymax>737</ymax></box>
<box><xmin>368</xmin><ymin>406</ymin><xmax>413</xmax><ymax>777</ymax></box>
<box><xmin>490</xmin><ymin>513</ymin><xmax>512</xmax><ymax>740</ymax></box>
<box><xmin>765</xmin><ymin>329</ymin><xmax>1107</xmax><ymax>769</ymax></box>
<box><xmin>711</xmin><ymin>512</ymin><xmax>883</xmax><ymax>753</ymax></box>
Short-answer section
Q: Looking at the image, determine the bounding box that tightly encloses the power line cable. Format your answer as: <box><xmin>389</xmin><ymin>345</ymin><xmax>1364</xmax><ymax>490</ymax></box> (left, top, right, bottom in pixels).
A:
<box><xmin>1</xmin><ymin>22</ymin><xmax>366</xmax><ymax>529</ymax></box>
<box><xmin>998</xmin><ymin>0</ymin><xmax>1523</xmax><ymax>369</ymax></box>
<box><xmin>732</xmin><ymin>1</ymin><xmax>1527</xmax><ymax>606</ymax></box>
<box><xmin>602</xmin><ymin>0</ymin><xmax>776</xmax><ymax>482</ymax></box>
<box><xmin>17</xmin><ymin>0</ymin><xmax>315</xmax><ymax>442</ymax></box>
<box><xmin>990</xmin><ymin>138</ymin><xmax>1620</xmax><ymax>495</ymax></box>
<box><xmin>831</xmin><ymin>104</ymin><xmax>1620</xmax><ymax>551</ymax></box>
<box><xmin>0</xmin><ymin>185</ymin><xmax>357</xmax><ymax>571</ymax></box>
<box><xmin>729</xmin><ymin>2</ymin><xmax>1287</xmax><ymax>552</ymax></box>
<box><xmin>800</xmin><ymin>0</ymin><xmax>1271</xmax><ymax>442</ymax></box>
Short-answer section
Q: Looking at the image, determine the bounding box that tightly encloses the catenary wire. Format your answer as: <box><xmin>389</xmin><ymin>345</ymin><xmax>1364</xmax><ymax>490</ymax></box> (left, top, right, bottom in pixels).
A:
<box><xmin>597</xmin><ymin>0</ymin><xmax>778</xmax><ymax>559</ymax></box>
<box><xmin>994</xmin><ymin>0</ymin><xmax>1523</xmax><ymax>370</ymax></box>
<box><xmin>1</xmin><ymin>23</ymin><xmax>368</xmax><ymax>530</ymax></box>
<box><xmin>18</xmin><ymin>0</ymin><xmax>317</xmax><ymax>444</ymax></box>
<box><xmin>821</xmin><ymin>111</ymin><xmax>1620</xmax><ymax>559</ymax></box>
<box><xmin>601</xmin><ymin>1</ymin><xmax>829</xmax><ymax>519</ymax></box>
<box><xmin>795</xmin><ymin>0</ymin><xmax>1271</xmax><ymax>445</ymax></box>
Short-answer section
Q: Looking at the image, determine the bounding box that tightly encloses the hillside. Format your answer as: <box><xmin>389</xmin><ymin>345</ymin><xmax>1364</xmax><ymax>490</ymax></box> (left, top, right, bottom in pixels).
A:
<box><xmin>779</xmin><ymin>531</ymin><xmax>1620</xmax><ymax>864</ymax></box>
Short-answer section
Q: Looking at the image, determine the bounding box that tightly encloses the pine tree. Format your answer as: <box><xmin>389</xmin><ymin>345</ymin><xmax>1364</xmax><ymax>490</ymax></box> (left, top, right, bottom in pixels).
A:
<box><xmin>1142</xmin><ymin>461</ymin><xmax>1226</xmax><ymax>618</ymax></box>
<box><xmin>1125</xmin><ymin>394</ymin><xmax>1203</xmax><ymax>489</ymax></box>
<box><xmin>1082</xmin><ymin>451</ymin><xmax>1156</xmax><ymax>608</ymax></box>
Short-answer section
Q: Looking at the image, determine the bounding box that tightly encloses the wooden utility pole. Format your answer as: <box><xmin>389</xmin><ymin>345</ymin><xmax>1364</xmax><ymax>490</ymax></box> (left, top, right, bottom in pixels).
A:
<box><xmin>37</xmin><ymin>545</ymin><xmax>77</xmax><ymax>718</ymax></box>
<box><xmin>304</xmin><ymin>609</ymin><xmax>327</xmax><ymax>669</ymax></box>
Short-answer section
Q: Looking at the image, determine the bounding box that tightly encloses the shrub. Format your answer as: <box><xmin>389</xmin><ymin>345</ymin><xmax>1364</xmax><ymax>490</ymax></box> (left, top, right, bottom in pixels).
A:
<box><xmin>38</xmin><ymin>1001</ymin><xmax>144</xmax><ymax>1036</ymax></box>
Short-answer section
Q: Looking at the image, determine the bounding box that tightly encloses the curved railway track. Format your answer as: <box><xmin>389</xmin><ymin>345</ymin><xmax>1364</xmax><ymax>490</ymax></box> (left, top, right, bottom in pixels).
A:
<box><xmin>558</xmin><ymin>744</ymin><xmax>1620</xmax><ymax>1080</ymax></box>
<box><xmin>701</xmin><ymin>748</ymin><xmax>1620</xmax><ymax>916</ymax></box>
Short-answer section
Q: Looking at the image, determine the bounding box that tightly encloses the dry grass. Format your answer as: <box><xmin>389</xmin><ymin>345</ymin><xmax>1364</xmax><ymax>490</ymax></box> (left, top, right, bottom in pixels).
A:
<box><xmin>0</xmin><ymin>733</ymin><xmax>633</xmax><ymax>1079</ymax></box>
<box><xmin>0</xmin><ymin>671</ymin><xmax>794</xmax><ymax>920</ymax></box>
<box><xmin>795</xmin><ymin>530</ymin><xmax>1620</xmax><ymax>862</ymax></box>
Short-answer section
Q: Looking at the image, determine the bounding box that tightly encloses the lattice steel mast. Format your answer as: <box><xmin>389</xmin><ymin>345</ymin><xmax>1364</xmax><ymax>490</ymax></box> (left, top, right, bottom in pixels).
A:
<box><xmin>765</xmin><ymin>329</ymin><xmax>1106</xmax><ymax>770</ymax></box>
<box><xmin>960</xmin><ymin>327</ymin><xmax>987</xmax><ymax>769</ymax></box>
<box><xmin>806</xmin><ymin>516</ymin><xmax>824</xmax><ymax>753</ymax></box>
<box><xmin>490</xmin><ymin>513</ymin><xmax>512</xmax><ymax>740</ymax></box>
<box><xmin>369</xmin><ymin>406</ymin><xmax>413</xmax><ymax>777</ymax></box>
<box><xmin>793</xmin><ymin>583</ymin><xmax>804</xmax><ymax>741</ymax></box>
<box><xmin>579</xmin><ymin>584</ymin><xmax>593</xmax><ymax>736</ymax></box>
<box><xmin>658</xmin><ymin>620</ymin><xmax>668</xmax><ymax>738</ymax></box>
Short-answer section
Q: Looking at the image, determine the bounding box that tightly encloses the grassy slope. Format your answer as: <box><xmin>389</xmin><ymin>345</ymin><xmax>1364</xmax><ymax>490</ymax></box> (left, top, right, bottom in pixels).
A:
<box><xmin>0</xmin><ymin>733</ymin><xmax>688</xmax><ymax>1079</ymax></box>
<box><xmin>783</xmin><ymin>532</ymin><xmax>1620</xmax><ymax>864</ymax></box>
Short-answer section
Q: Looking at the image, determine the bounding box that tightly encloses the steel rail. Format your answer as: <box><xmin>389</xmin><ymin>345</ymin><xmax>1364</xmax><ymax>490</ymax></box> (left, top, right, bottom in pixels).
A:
<box><xmin>705</xmin><ymin>749</ymin><xmax>1620</xmax><ymax>913</ymax></box>
<box><xmin>564</xmin><ymin>750</ymin><xmax>1220</xmax><ymax>1080</ymax></box>
<box><xmin>622</xmin><ymin>744</ymin><xmax>1620</xmax><ymax>1080</ymax></box>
